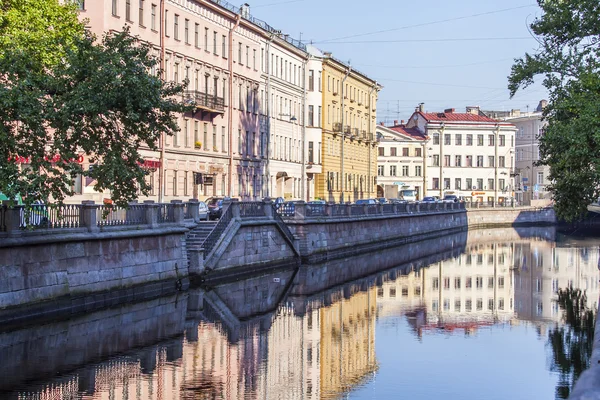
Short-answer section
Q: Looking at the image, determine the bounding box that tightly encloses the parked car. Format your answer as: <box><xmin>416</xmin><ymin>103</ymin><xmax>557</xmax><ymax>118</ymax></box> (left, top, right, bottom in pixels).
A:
<box><xmin>421</xmin><ymin>196</ymin><xmax>437</xmax><ymax>203</ymax></box>
<box><xmin>375</xmin><ymin>197</ymin><xmax>388</xmax><ymax>204</ymax></box>
<box><xmin>443</xmin><ymin>195</ymin><xmax>459</xmax><ymax>203</ymax></box>
<box><xmin>355</xmin><ymin>199</ymin><xmax>378</xmax><ymax>205</ymax></box>
<box><xmin>388</xmin><ymin>198</ymin><xmax>407</xmax><ymax>204</ymax></box>
<box><xmin>198</xmin><ymin>201</ymin><xmax>209</xmax><ymax>221</ymax></box>
<box><xmin>206</xmin><ymin>197</ymin><xmax>224</xmax><ymax>220</ymax></box>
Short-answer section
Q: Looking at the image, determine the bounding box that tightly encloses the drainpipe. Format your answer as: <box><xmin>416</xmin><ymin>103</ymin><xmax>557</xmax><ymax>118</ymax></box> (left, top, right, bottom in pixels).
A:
<box><xmin>368</xmin><ymin>83</ymin><xmax>377</xmax><ymax>198</ymax></box>
<box><xmin>265</xmin><ymin>33</ymin><xmax>275</xmax><ymax>198</ymax></box>
<box><xmin>439</xmin><ymin>123</ymin><xmax>445</xmax><ymax>199</ymax></box>
<box><xmin>227</xmin><ymin>14</ymin><xmax>241</xmax><ymax>197</ymax></box>
<box><xmin>301</xmin><ymin>57</ymin><xmax>307</xmax><ymax>201</ymax></box>
<box><xmin>494</xmin><ymin>123</ymin><xmax>499</xmax><ymax>206</ymax></box>
<box><xmin>158</xmin><ymin>0</ymin><xmax>166</xmax><ymax>203</ymax></box>
<box><xmin>422</xmin><ymin>142</ymin><xmax>427</xmax><ymax>199</ymax></box>
<box><xmin>340</xmin><ymin>66</ymin><xmax>351</xmax><ymax>203</ymax></box>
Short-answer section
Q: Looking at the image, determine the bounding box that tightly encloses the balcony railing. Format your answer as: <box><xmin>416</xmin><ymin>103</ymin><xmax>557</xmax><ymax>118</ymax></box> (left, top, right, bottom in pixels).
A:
<box><xmin>351</xmin><ymin>128</ymin><xmax>359</xmax><ymax>137</ymax></box>
<box><xmin>333</xmin><ymin>122</ymin><xmax>342</xmax><ymax>132</ymax></box>
<box><xmin>183</xmin><ymin>91</ymin><xmax>225</xmax><ymax>113</ymax></box>
<box><xmin>343</xmin><ymin>125</ymin><xmax>351</xmax><ymax>134</ymax></box>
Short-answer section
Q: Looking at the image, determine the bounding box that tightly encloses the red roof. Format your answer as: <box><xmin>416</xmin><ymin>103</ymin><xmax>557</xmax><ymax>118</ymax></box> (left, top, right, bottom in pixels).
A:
<box><xmin>388</xmin><ymin>125</ymin><xmax>427</xmax><ymax>140</ymax></box>
<box><xmin>418</xmin><ymin>111</ymin><xmax>513</xmax><ymax>125</ymax></box>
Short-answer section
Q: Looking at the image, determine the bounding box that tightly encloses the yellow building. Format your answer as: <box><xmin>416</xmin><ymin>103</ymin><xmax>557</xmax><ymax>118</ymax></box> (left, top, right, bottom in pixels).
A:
<box><xmin>316</xmin><ymin>58</ymin><xmax>381</xmax><ymax>202</ymax></box>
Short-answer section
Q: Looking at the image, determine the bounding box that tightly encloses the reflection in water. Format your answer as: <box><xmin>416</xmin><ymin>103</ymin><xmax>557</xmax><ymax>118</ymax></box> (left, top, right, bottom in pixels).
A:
<box><xmin>3</xmin><ymin>228</ymin><xmax>599</xmax><ymax>400</ymax></box>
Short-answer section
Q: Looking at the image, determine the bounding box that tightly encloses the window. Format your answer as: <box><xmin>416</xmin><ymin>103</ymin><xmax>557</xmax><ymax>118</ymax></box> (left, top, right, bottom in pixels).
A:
<box><xmin>477</xmin><ymin>135</ymin><xmax>484</xmax><ymax>146</ymax></box>
<box><xmin>390</xmin><ymin>165</ymin><xmax>397</xmax><ymax>176</ymax></box>
<box><xmin>466</xmin><ymin>134</ymin><xmax>473</xmax><ymax>146</ymax></box>
<box><xmin>308</xmin><ymin>70</ymin><xmax>314</xmax><ymax>91</ymax></box>
<box><xmin>184</xmin><ymin>18</ymin><xmax>189</xmax><ymax>43</ymax></box>
<box><xmin>221</xmin><ymin>35</ymin><xmax>226</xmax><ymax>57</ymax></box>
<box><xmin>402</xmin><ymin>166</ymin><xmax>409</xmax><ymax>176</ymax></box>
<box><xmin>488</xmin><ymin>299</ymin><xmax>494</xmax><ymax>311</ymax></box>
<box><xmin>308</xmin><ymin>142</ymin><xmax>314</xmax><ymax>163</ymax></box>
<box><xmin>112</xmin><ymin>0</ymin><xmax>118</xmax><ymax>16</ymax></box>
<box><xmin>204</xmin><ymin>28</ymin><xmax>208</xmax><ymax>50</ymax></box>
<box><xmin>213</xmin><ymin>31</ymin><xmax>217</xmax><ymax>55</ymax></box>
<box><xmin>488</xmin><ymin>179</ymin><xmax>494</xmax><ymax>190</ymax></box>
<box><xmin>466</xmin><ymin>277</ymin><xmax>472</xmax><ymax>288</ymax></box>
<box><xmin>488</xmin><ymin>156</ymin><xmax>495</xmax><ymax>167</ymax></box>
<box><xmin>308</xmin><ymin>105</ymin><xmax>314</xmax><ymax>126</ymax></box>
<box><xmin>499</xmin><ymin>135</ymin><xmax>505</xmax><ymax>146</ymax></box>
<box><xmin>432</xmin><ymin>277</ymin><xmax>439</xmax><ymax>290</ymax></box>
<box><xmin>246</xmin><ymin>46</ymin><xmax>249</xmax><ymax>66</ymax></box>
<box><xmin>455</xmin><ymin>134</ymin><xmax>462</xmax><ymax>145</ymax></box>
<box><xmin>238</xmin><ymin>43</ymin><xmax>243</xmax><ymax>64</ymax></box>
<box><xmin>444</xmin><ymin>155</ymin><xmax>450</xmax><ymax>167</ymax></box>
<box><xmin>444</xmin><ymin>277</ymin><xmax>450</xmax><ymax>289</ymax></box>
<box><xmin>455</xmin><ymin>155</ymin><xmax>461</xmax><ymax>166</ymax></box>
<box><xmin>378</xmin><ymin>165</ymin><xmax>384</xmax><ymax>176</ymax></box>
<box><xmin>433</xmin><ymin>133</ymin><xmax>440</xmax><ymax>145</ymax></box>
<box><xmin>499</xmin><ymin>179</ymin><xmax>505</xmax><ymax>190</ymax></box>
<box><xmin>253</xmin><ymin>49</ymin><xmax>256</xmax><ymax>69</ymax></box>
<box><xmin>164</xmin><ymin>10</ymin><xmax>168</xmax><ymax>35</ymax></box>
<box><xmin>455</xmin><ymin>178</ymin><xmax>461</xmax><ymax>190</ymax></box>
<box><xmin>390</xmin><ymin>148</ymin><xmax>397</xmax><ymax>156</ymax></box>
<box><xmin>454</xmin><ymin>300</ymin><xmax>461</xmax><ymax>312</ymax></box>
<box><xmin>415</xmin><ymin>148</ymin><xmax>422</xmax><ymax>157</ymax></box>
<box><xmin>194</xmin><ymin>23</ymin><xmax>199</xmax><ymax>47</ymax></box>
<box><xmin>150</xmin><ymin>4</ymin><xmax>156</xmax><ymax>29</ymax></box>
<box><xmin>432</xmin><ymin>155</ymin><xmax>440</xmax><ymax>166</ymax></box>
<box><xmin>444</xmin><ymin>134</ymin><xmax>451</xmax><ymax>145</ymax></box>
<box><xmin>466</xmin><ymin>178</ymin><xmax>472</xmax><ymax>190</ymax></box>
<box><xmin>402</xmin><ymin>148</ymin><xmax>409</xmax><ymax>156</ymax></box>
<box><xmin>476</xmin><ymin>156</ymin><xmax>483</xmax><ymax>167</ymax></box>
<box><xmin>455</xmin><ymin>277</ymin><xmax>461</xmax><ymax>289</ymax></box>
<box><xmin>183</xmin><ymin>119</ymin><xmax>189</xmax><ymax>147</ymax></box>
<box><xmin>477</xmin><ymin>298</ymin><xmax>483</xmax><ymax>310</ymax></box>
<box><xmin>138</xmin><ymin>0</ymin><xmax>144</xmax><ymax>24</ymax></box>
<box><xmin>78</xmin><ymin>0</ymin><xmax>86</xmax><ymax>10</ymax></box>
<box><xmin>222</xmin><ymin>126</ymin><xmax>226</xmax><ymax>153</ymax></box>
<box><xmin>213</xmin><ymin>125</ymin><xmax>218</xmax><ymax>152</ymax></box>
<box><xmin>125</xmin><ymin>0</ymin><xmax>131</xmax><ymax>20</ymax></box>
<box><xmin>318</xmin><ymin>106</ymin><xmax>322</xmax><ymax>127</ymax></box>
<box><xmin>203</xmin><ymin>124</ymin><xmax>208</xmax><ymax>150</ymax></box>
<box><xmin>466</xmin><ymin>299</ymin><xmax>472</xmax><ymax>312</ymax></box>
<box><xmin>172</xmin><ymin>170</ymin><xmax>178</xmax><ymax>196</ymax></box>
<box><xmin>433</xmin><ymin>178</ymin><xmax>439</xmax><ymax>189</ymax></box>
<box><xmin>378</xmin><ymin>147</ymin><xmax>384</xmax><ymax>156</ymax></box>
<box><xmin>465</xmin><ymin>155</ymin><xmax>472</xmax><ymax>167</ymax></box>
<box><xmin>498</xmin><ymin>276</ymin><xmax>505</xmax><ymax>289</ymax></box>
<box><xmin>499</xmin><ymin>156</ymin><xmax>505</xmax><ymax>167</ymax></box>
<box><xmin>444</xmin><ymin>178</ymin><xmax>450</xmax><ymax>189</ymax></box>
<box><xmin>537</xmin><ymin>172</ymin><xmax>544</xmax><ymax>184</ymax></box>
<box><xmin>476</xmin><ymin>277</ymin><xmax>483</xmax><ymax>288</ymax></box>
<box><xmin>488</xmin><ymin>134</ymin><xmax>495</xmax><ymax>146</ymax></box>
<box><xmin>415</xmin><ymin>166</ymin><xmax>422</xmax><ymax>177</ymax></box>
<box><xmin>476</xmin><ymin>179</ymin><xmax>483</xmax><ymax>190</ymax></box>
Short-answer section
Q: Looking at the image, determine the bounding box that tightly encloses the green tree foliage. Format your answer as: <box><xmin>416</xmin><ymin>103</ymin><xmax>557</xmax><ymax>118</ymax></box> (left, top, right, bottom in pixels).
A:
<box><xmin>0</xmin><ymin>0</ymin><xmax>189</xmax><ymax>207</ymax></box>
<box><xmin>548</xmin><ymin>287</ymin><xmax>596</xmax><ymax>399</ymax></box>
<box><xmin>508</xmin><ymin>0</ymin><xmax>600</xmax><ymax>222</ymax></box>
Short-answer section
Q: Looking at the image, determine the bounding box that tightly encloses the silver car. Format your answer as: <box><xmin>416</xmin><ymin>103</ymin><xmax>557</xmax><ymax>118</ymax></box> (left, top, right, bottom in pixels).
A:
<box><xmin>198</xmin><ymin>201</ymin><xmax>209</xmax><ymax>221</ymax></box>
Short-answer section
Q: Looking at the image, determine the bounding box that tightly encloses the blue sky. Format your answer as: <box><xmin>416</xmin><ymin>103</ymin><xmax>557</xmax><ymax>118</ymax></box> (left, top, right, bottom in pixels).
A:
<box><xmin>248</xmin><ymin>0</ymin><xmax>547</xmax><ymax>123</ymax></box>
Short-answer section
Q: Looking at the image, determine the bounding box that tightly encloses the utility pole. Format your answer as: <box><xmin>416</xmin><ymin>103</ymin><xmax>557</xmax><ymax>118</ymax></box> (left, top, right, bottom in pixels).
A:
<box><xmin>158</xmin><ymin>0</ymin><xmax>166</xmax><ymax>203</ymax></box>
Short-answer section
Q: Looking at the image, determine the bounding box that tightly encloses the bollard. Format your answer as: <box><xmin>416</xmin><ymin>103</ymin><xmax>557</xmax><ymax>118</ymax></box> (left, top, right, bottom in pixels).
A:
<box><xmin>187</xmin><ymin>199</ymin><xmax>200</xmax><ymax>222</ymax></box>
<box><xmin>264</xmin><ymin>200</ymin><xmax>274</xmax><ymax>218</ymax></box>
<box><xmin>172</xmin><ymin>202</ymin><xmax>185</xmax><ymax>224</ymax></box>
<box><xmin>81</xmin><ymin>201</ymin><xmax>99</xmax><ymax>233</ymax></box>
<box><xmin>145</xmin><ymin>203</ymin><xmax>159</xmax><ymax>228</ymax></box>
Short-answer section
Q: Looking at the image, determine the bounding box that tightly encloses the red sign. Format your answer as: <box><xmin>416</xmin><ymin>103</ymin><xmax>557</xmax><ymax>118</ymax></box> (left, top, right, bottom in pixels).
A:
<box><xmin>9</xmin><ymin>154</ymin><xmax>84</xmax><ymax>164</ymax></box>
<box><xmin>141</xmin><ymin>160</ymin><xmax>161</xmax><ymax>169</ymax></box>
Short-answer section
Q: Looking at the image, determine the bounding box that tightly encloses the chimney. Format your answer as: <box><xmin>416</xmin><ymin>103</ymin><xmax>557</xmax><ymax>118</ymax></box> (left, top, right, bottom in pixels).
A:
<box><xmin>418</xmin><ymin>103</ymin><xmax>425</xmax><ymax>112</ymax></box>
<box><xmin>444</xmin><ymin>108</ymin><xmax>455</xmax><ymax>114</ymax></box>
<box><xmin>511</xmin><ymin>109</ymin><xmax>521</xmax><ymax>117</ymax></box>
<box><xmin>536</xmin><ymin>99</ymin><xmax>548</xmax><ymax>112</ymax></box>
<box><xmin>240</xmin><ymin>3</ymin><xmax>250</xmax><ymax>18</ymax></box>
<box><xmin>465</xmin><ymin>106</ymin><xmax>480</xmax><ymax>115</ymax></box>
<box><xmin>380</xmin><ymin>122</ymin><xmax>385</xmax><ymax>126</ymax></box>
<box><xmin>393</xmin><ymin>120</ymin><xmax>398</xmax><ymax>126</ymax></box>
<box><xmin>401</xmin><ymin>120</ymin><xmax>405</xmax><ymax>125</ymax></box>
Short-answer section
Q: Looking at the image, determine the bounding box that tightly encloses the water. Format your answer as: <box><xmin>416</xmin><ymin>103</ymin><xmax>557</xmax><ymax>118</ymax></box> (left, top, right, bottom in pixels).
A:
<box><xmin>1</xmin><ymin>227</ymin><xmax>598</xmax><ymax>400</ymax></box>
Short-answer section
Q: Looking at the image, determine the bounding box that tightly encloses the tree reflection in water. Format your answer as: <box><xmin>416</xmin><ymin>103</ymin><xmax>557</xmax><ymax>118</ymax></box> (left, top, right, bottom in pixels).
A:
<box><xmin>549</xmin><ymin>287</ymin><xmax>596</xmax><ymax>399</ymax></box>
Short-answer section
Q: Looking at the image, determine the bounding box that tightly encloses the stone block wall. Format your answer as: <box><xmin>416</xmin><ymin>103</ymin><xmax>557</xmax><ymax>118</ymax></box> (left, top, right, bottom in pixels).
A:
<box><xmin>212</xmin><ymin>224</ymin><xmax>298</xmax><ymax>272</ymax></box>
<box><xmin>467</xmin><ymin>208</ymin><xmax>556</xmax><ymax>228</ymax></box>
<box><xmin>0</xmin><ymin>230</ymin><xmax>188</xmax><ymax>310</ymax></box>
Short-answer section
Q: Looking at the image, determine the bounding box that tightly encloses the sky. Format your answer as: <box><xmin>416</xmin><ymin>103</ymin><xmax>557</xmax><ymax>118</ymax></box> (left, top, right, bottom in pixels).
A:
<box><xmin>246</xmin><ymin>0</ymin><xmax>548</xmax><ymax>124</ymax></box>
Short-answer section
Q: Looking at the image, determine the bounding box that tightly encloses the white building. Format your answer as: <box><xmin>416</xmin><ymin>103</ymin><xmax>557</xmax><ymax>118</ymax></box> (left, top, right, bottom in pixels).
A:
<box><xmin>405</xmin><ymin>106</ymin><xmax>517</xmax><ymax>203</ymax></box>
<box><xmin>375</xmin><ymin>122</ymin><xmax>427</xmax><ymax>200</ymax></box>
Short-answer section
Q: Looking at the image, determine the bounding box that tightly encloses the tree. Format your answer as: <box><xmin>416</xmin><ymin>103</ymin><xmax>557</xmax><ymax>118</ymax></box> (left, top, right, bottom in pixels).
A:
<box><xmin>0</xmin><ymin>0</ymin><xmax>189</xmax><ymax>207</ymax></box>
<box><xmin>508</xmin><ymin>0</ymin><xmax>600</xmax><ymax>222</ymax></box>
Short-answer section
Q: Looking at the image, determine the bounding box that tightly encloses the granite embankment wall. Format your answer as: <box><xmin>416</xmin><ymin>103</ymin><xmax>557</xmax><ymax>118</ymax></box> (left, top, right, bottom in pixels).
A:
<box><xmin>466</xmin><ymin>207</ymin><xmax>556</xmax><ymax>228</ymax></box>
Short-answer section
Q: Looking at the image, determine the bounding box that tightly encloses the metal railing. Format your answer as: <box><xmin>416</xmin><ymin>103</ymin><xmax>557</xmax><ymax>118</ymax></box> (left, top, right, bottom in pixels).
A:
<box><xmin>277</xmin><ymin>202</ymin><xmax>296</xmax><ymax>217</ymax></box>
<box><xmin>19</xmin><ymin>204</ymin><xmax>82</xmax><ymax>229</ymax></box>
<box><xmin>183</xmin><ymin>91</ymin><xmax>225</xmax><ymax>112</ymax></box>
<box><xmin>333</xmin><ymin>122</ymin><xmax>342</xmax><ymax>132</ymax></box>
<box><xmin>202</xmin><ymin>203</ymin><xmax>233</xmax><ymax>258</ymax></box>
<box><xmin>184</xmin><ymin>203</ymin><xmax>193</xmax><ymax>219</ymax></box>
<box><xmin>0</xmin><ymin>205</ymin><xmax>5</xmax><ymax>232</ymax></box>
<box><xmin>239</xmin><ymin>202</ymin><xmax>267</xmax><ymax>217</ymax></box>
<box><xmin>157</xmin><ymin>203</ymin><xmax>175</xmax><ymax>223</ymax></box>
<box><xmin>271</xmin><ymin>203</ymin><xmax>295</xmax><ymax>246</ymax></box>
<box><xmin>96</xmin><ymin>204</ymin><xmax>146</xmax><ymax>227</ymax></box>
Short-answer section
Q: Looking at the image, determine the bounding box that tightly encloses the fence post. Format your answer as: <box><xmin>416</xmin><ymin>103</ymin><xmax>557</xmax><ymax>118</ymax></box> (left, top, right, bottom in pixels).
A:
<box><xmin>171</xmin><ymin>200</ymin><xmax>185</xmax><ymax>224</ymax></box>
<box><xmin>229</xmin><ymin>200</ymin><xmax>240</xmax><ymax>219</ymax></box>
<box><xmin>294</xmin><ymin>201</ymin><xmax>306</xmax><ymax>220</ymax></box>
<box><xmin>345</xmin><ymin>203</ymin><xmax>352</xmax><ymax>217</ymax></box>
<box><xmin>81</xmin><ymin>201</ymin><xmax>99</xmax><ymax>233</ymax></box>
<box><xmin>188</xmin><ymin>198</ymin><xmax>200</xmax><ymax>222</ymax></box>
<box><xmin>144</xmin><ymin>201</ymin><xmax>158</xmax><ymax>228</ymax></box>
<box><xmin>4</xmin><ymin>203</ymin><xmax>22</xmax><ymax>236</ymax></box>
<box><xmin>325</xmin><ymin>204</ymin><xmax>333</xmax><ymax>217</ymax></box>
<box><xmin>415</xmin><ymin>202</ymin><xmax>420</xmax><ymax>213</ymax></box>
<box><xmin>264</xmin><ymin>200</ymin><xmax>274</xmax><ymax>219</ymax></box>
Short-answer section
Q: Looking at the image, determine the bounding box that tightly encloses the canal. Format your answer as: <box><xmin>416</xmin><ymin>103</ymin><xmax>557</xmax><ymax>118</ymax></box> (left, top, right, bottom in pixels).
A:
<box><xmin>1</xmin><ymin>227</ymin><xmax>597</xmax><ymax>400</ymax></box>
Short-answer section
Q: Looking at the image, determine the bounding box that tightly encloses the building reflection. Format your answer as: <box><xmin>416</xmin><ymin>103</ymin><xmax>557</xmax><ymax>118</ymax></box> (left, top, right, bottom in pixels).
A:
<box><xmin>13</xmin><ymin>229</ymin><xmax>600</xmax><ymax>400</ymax></box>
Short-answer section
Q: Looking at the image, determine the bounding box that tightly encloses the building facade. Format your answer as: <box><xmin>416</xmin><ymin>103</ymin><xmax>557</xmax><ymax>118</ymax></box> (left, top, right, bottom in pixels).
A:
<box><xmin>405</xmin><ymin>106</ymin><xmax>517</xmax><ymax>203</ymax></box>
<box><xmin>315</xmin><ymin>56</ymin><xmax>381</xmax><ymax>203</ymax></box>
<box><xmin>375</xmin><ymin>123</ymin><xmax>427</xmax><ymax>200</ymax></box>
<box><xmin>77</xmin><ymin>0</ymin><xmax>311</xmax><ymax>203</ymax></box>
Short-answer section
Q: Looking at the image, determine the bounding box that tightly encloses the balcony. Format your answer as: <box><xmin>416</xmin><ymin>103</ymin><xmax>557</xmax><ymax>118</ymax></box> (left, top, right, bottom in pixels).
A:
<box><xmin>183</xmin><ymin>91</ymin><xmax>225</xmax><ymax>114</ymax></box>
<box><xmin>332</xmin><ymin>122</ymin><xmax>342</xmax><ymax>133</ymax></box>
<box><xmin>351</xmin><ymin>128</ymin><xmax>359</xmax><ymax>139</ymax></box>
<box><xmin>343</xmin><ymin>125</ymin><xmax>351</xmax><ymax>135</ymax></box>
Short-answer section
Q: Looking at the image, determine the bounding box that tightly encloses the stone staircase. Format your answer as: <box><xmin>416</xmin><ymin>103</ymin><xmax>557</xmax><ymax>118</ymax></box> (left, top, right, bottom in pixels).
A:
<box><xmin>186</xmin><ymin>221</ymin><xmax>218</xmax><ymax>251</ymax></box>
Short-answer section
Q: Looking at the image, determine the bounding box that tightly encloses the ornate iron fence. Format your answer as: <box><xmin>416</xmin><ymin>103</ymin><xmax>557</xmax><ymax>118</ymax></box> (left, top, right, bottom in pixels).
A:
<box><xmin>306</xmin><ymin>204</ymin><xmax>326</xmax><ymax>217</ymax></box>
<box><xmin>271</xmin><ymin>204</ymin><xmax>295</xmax><ymax>246</ymax></box>
<box><xmin>19</xmin><ymin>204</ymin><xmax>82</xmax><ymax>229</ymax></box>
<box><xmin>277</xmin><ymin>202</ymin><xmax>296</xmax><ymax>217</ymax></box>
<box><xmin>157</xmin><ymin>204</ymin><xmax>175</xmax><ymax>223</ymax></box>
<box><xmin>96</xmin><ymin>204</ymin><xmax>146</xmax><ymax>227</ymax></box>
<box><xmin>240</xmin><ymin>202</ymin><xmax>267</xmax><ymax>217</ymax></box>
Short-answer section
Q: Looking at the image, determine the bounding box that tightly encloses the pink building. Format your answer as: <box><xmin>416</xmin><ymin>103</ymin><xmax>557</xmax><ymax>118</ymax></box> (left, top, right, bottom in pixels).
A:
<box><xmin>77</xmin><ymin>0</ymin><xmax>294</xmax><ymax>202</ymax></box>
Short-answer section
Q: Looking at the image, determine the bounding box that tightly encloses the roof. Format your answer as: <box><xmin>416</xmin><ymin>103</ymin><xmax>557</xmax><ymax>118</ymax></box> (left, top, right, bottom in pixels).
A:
<box><xmin>388</xmin><ymin>124</ymin><xmax>427</xmax><ymax>140</ymax></box>
<box><xmin>418</xmin><ymin>111</ymin><xmax>514</xmax><ymax>126</ymax></box>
